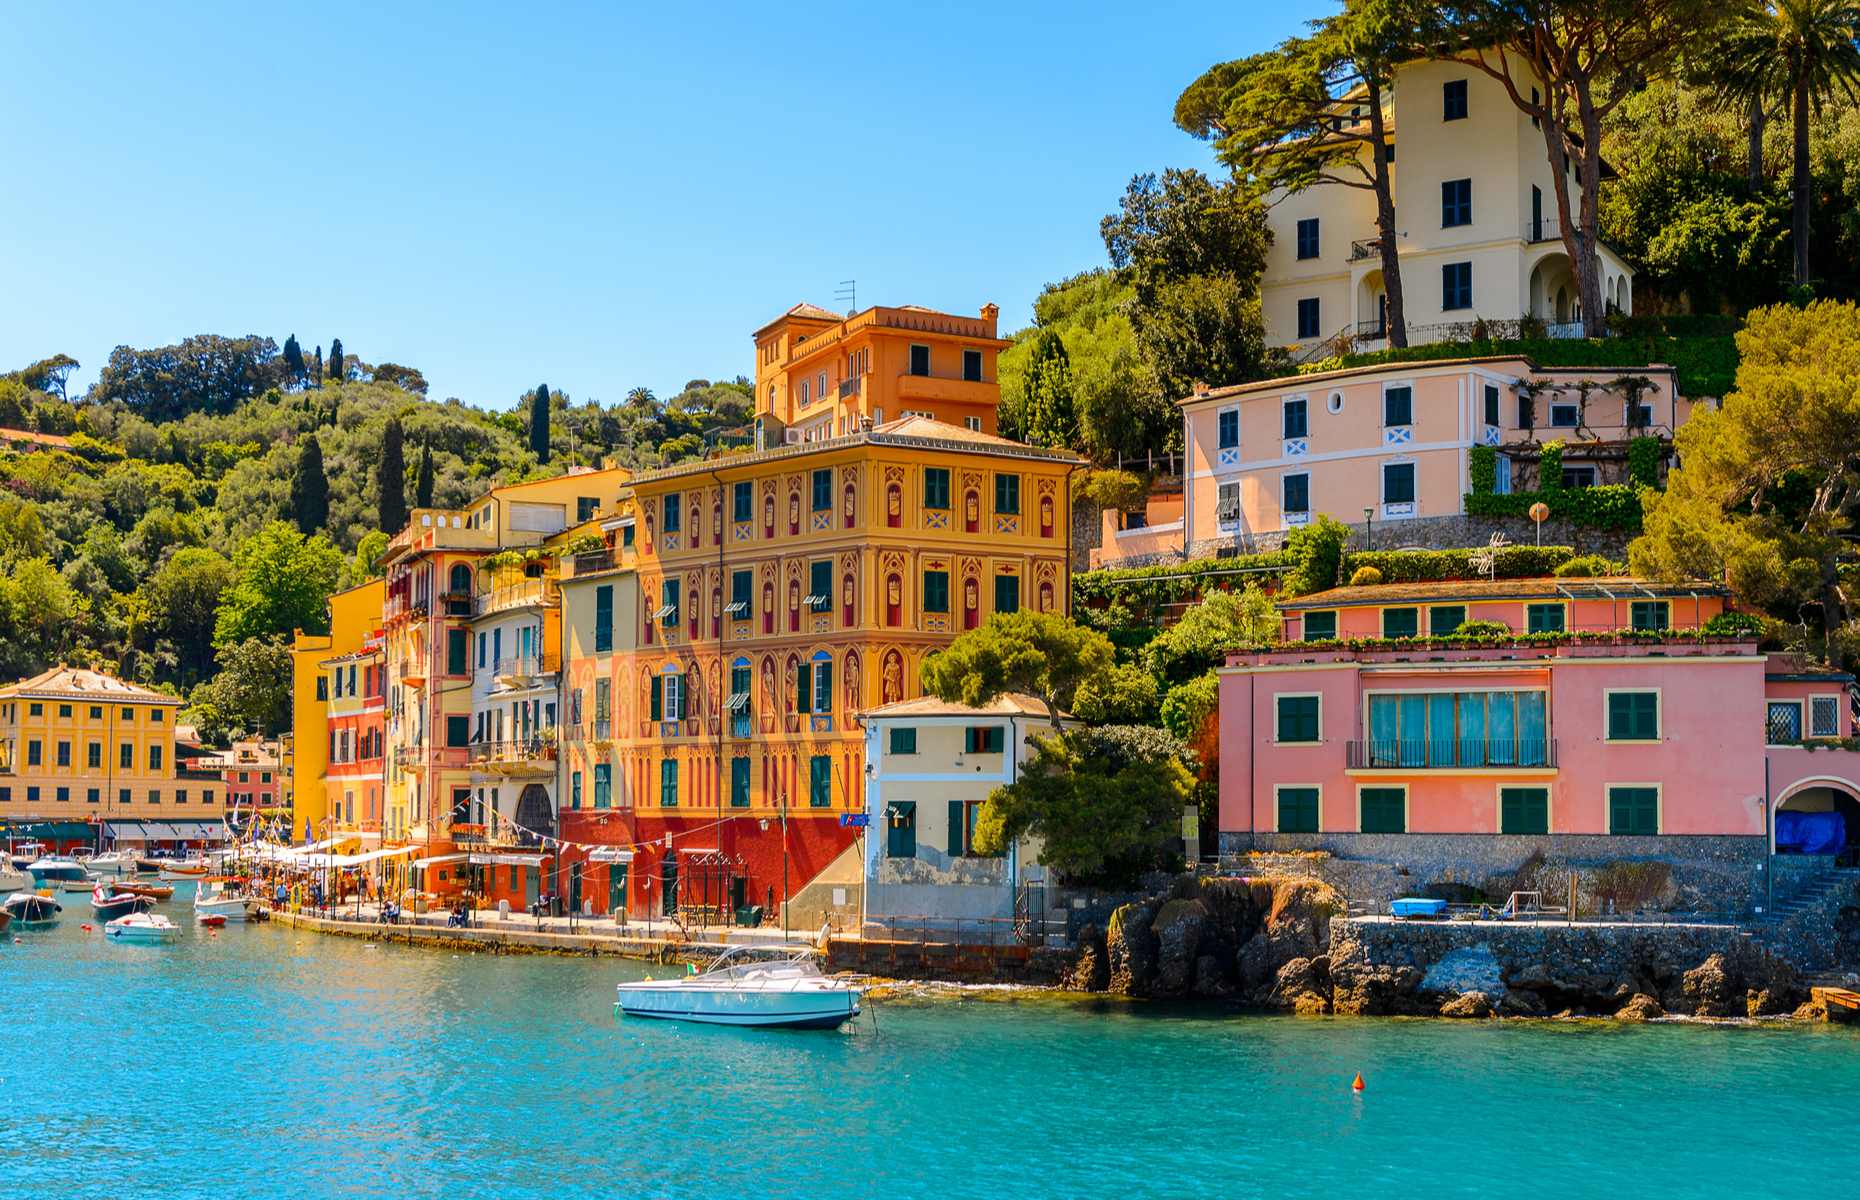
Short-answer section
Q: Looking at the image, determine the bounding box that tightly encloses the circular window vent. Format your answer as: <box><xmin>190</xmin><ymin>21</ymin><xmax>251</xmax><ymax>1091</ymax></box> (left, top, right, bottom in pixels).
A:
<box><xmin>1326</xmin><ymin>392</ymin><xmax>1345</xmax><ymax>414</ymax></box>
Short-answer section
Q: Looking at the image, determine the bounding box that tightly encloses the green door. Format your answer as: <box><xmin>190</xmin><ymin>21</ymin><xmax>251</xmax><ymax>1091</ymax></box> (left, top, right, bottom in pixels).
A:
<box><xmin>568</xmin><ymin>863</ymin><xmax>583</xmax><ymax>913</ymax></box>
<box><xmin>661</xmin><ymin>854</ymin><xmax>679</xmax><ymax>916</ymax></box>
<box><xmin>608</xmin><ymin>862</ymin><xmax>628</xmax><ymax>915</ymax></box>
<box><xmin>524</xmin><ymin>866</ymin><xmax>540</xmax><ymax>907</ymax></box>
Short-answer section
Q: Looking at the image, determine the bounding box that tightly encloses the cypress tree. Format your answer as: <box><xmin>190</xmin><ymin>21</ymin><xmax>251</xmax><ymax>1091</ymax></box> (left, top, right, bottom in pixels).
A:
<box><xmin>329</xmin><ymin>338</ymin><xmax>345</xmax><ymax>383</ymax></box>
<box><xmin>282</xmin><ymin>334</ymin><xmax>306</xmax><ymax>385</ymax></box>
<box><xmin>530</xmin><ymin>384</ymin><xmax>551</xmax><ymax>462</ymax></box>
<box><xmin>290</xmin><ymin>433</ymin><xmax>329</xmax><ymax>534</ymax></box>
<box><xmin>313</xmin><ymin>345</ymin><xmax>323</xmax><ymax>386</ymax></box>
<box><xmin>415</xmin><ymin>438</ymin><xmax>435</xmax><ymax>508</ymax></box>
<box><xmin>378</xmin><ymin>416</ymin><xmax>407</xmax><ymax>533</ymax></box>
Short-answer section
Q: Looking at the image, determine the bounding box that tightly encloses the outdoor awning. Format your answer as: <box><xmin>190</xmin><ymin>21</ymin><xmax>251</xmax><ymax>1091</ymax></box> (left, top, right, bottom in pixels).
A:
<box><xmin>0</xmin><ymin>821</ymin><xmax>96</xmax><ymax>839</ymax></box>
<box><xmin>138</xmin><ymin>822</ymin><xmax>180</xmax><ymax>840</ymax></box>
<box><xmin>409</xmin><ymin>853</ymin><xmax>468</xmax><ymax>870</ymax></box>
<box><xmin>167</xmin><ymin>820</ymin><xmax>229</xmax><ymax>842</ymax></box>
<box><xmin>294</xmin><ymin>845</ymin><xmax>419</xmax><ymax>870</ymax></box>
<box><xmin>104</xmin><ymin>821</ymin><xmax>150</xmax><ymax>839</ymax></box>
<box><xmin>468</xmin><ymin>852</ymin><xmax>546</xmax><ymax>868</ymax></box>
<box><xmin>587</xmin><ymin>847</ymin><xmax>635</xmax><ymax>863</ymax></box>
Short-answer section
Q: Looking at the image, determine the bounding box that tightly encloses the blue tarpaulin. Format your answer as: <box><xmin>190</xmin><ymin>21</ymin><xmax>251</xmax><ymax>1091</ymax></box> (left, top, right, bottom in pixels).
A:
<box><xmin>1776</xmin><ymin>810</ymin><xmax>1847</xmax><ymax>854</ymax></box>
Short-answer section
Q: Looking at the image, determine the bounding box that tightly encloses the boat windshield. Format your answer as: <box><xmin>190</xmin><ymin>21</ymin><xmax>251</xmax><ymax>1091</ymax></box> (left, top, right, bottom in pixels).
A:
<box><xmin>699</xmin><ymin>947</ymin><xmax>824</xmax><ymax>982</ymax></box>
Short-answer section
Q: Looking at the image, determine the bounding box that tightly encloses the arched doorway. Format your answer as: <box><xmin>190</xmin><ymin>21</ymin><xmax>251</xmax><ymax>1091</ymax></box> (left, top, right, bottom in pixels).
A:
<box><xmin>514</xmin><ymin>783</ymin><xmax>554</xmax><ymax>846</ymax></box>
<box><xmin>1356</xmin><ymin>270</ymin><xmax>1387</xmax><ymax>339</ymax></box>
<box><xmin>1775</xmin><ymin>779</ymin><xmax>1860</xmax><ymax>863</ymax></box>
<box><xmin>1528</xmin><ymin>253</ymin><xmax>1578</xmax><ymax>325</ymax></box>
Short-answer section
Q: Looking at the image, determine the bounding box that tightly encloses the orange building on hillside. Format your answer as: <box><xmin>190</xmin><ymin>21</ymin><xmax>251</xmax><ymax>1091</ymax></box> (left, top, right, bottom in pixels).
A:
<box><xmin>752</xmin><ymin>302</ymin><xmax>1008</xmax><ymax>446</ymax></box>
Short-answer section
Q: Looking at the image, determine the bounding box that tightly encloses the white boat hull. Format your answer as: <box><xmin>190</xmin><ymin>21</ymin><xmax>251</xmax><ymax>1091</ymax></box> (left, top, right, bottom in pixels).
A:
<box><xmin>105</xmin><ymin>914</ymin><xmax>180</xmax><ymax>942</ymax></box>
<box><xmin>194</xmin><ymin>897</ymin><xmax>254</xmax><ymax>922</ymax></box>
<box><xmin>614</xmin><ymin>983</ymin><xmax>861</xmax><ymax>1029</ymax></box>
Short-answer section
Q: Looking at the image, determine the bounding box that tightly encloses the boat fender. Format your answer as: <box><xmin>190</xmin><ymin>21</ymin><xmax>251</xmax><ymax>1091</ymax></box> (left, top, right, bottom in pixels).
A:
<box><xmin>1352</xmin><ymin>1073</ymin><xmax>1365</xmax><ymax>1092</ymax></box>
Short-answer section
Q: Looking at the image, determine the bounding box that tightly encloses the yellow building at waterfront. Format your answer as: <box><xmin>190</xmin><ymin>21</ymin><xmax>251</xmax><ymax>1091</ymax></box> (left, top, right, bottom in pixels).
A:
<box><xmin>0</xmin><ymin>666</ymin><xmax>210</xmax><ymax>847</ymax></box>
<box><xmin>290</xmin><ymin>579</ymin><xmax>385</xmax><ymax>842</ymax></box>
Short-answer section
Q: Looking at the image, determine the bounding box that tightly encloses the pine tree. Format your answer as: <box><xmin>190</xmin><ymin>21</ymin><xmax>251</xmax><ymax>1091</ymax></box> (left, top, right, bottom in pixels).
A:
<box><xmin>415</xmin><ymin>438</ymin><xmax>435</xmax><ymax>508</ymax></box>
<box><xmin>529</xmin><ymin>383</ymin><xmax>551</xmax><ymax>463</ymax></box>
<box><xmin>290</xmin><ymin>434</ymin><xmax>329</xmax><ymax>534</ymax></box>
<box><xmin>329</xmin><ymin>338</ymin><xmax>345</xmax><ymax>383</ymax></box>
<box><xmin>377</xmin><ymin>416</ymin><xmax>407</xmax><ymax>534</ymax></box>
<box><xmin>282</xmin><ymin>334</ymin><xmax>306</xmax><ymax>385</ymax></box>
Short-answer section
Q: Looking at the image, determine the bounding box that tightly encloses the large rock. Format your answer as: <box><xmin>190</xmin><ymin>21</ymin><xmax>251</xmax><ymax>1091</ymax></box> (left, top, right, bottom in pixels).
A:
<box><xmin>1615</xmin><ymin>993</ymin><xmax>1664</xmax><ymax>1022</ymax></box>
<box><xmin>1681</xmin><ymin>943</ymin><xmax>1799</xmax><ymax>1018</ymax></box>
<box><xmin>1268</xmin><ymin>955</ymin><xmax>1331</xmax><ymax>1014</ymax></box>
<box><xmin>1150</xmin><ymin>898</ymin><xmax>1210</xmax><ymax>996</ymax></box>
<box><xmin>1439</xmin><ymin>990</ymin><xmax>1495</xmax><ymax>1019</ymax></box>
<box><xmin>1193</xmin><ymin>954</ymin><xmax>1232</xmax><ymax>999</ymax></box>
<box><xmin>1104</xmin><ymin>901</ymin><xmax>1158</xmax><ymax>996</ymax></box>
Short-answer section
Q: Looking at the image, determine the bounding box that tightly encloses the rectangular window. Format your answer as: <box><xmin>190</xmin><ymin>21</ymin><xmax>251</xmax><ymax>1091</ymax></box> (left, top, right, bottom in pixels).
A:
<box><xmin>812</xmin><ymin>467</ymin><xmax>832</xmax><ymax>512</ymax></box>
<box><xmin>889</xmin><ymin>727</ymin><xmax>918</xmax><ymax>755</ymax></box>
<box><xmin>148</xmin><ymin>789</ymin><xmax>160</xmax><ymax>805</ymax></box>
<box><xmin>1295</xmin><ymin>217</ymin><xmax>1320</xmax><ymax>260</ymax></box>
<box><xmin>120</xmin><ymin>743</ymin><xmax>132</xmax><ymax>769</ymax></box>
<box><xmin>1429</xmin><ymin>605</ymin><xmax>1467</xmax><ymax>636</ymax></box>
<box><xmin>55</xmin><ymin>786</ymin><xmax>67</xmax><ymax>803</ymax></box>
<box><xmin>994</xmin><ymin>472</ymin><xmax>1020</xmax><ymax>515</ymax></box>
<box><xmin>1443</xmin><ymin>78</ymin><xmax>1468</xmax><ymax>121</ymax></box>
<box><xmin>659</xmin><ymin>758</ymin><xmax>678</xmax><ymax>807</ymax></box>
<box><xmin>1525</xmin><ymin>603</ymin><xmax>1565</xmax><ymax>634</ymax></box>
<box><xmin>1282</xmin><ymin>397</ymin><xmax>1308</xmax><ymax>440</ymax></box>
<box><xmin>713</xmin><ymin>754</ymin><xmax>744</xmax><ymax>809</ymax></box>
<box><xmin>1360</xmin><ymin>787</ymin><xmax>1406</xmax><ymax>833</ymax></box>
<box><xmin>1483</xmin><ymin>383</ymin><xmax>1500</xmax><ymax>427</ymax></box>
<box><xmin>663</xmin><ymin>493</ymin><xmax>681</xmax><ymax>533</ymax></box>
<box><xmin>809</xmin><ymin>559</ymin><xmax>832</xmax><ymax>613</ymax></box>
<box><xmin>570</xmin><ymin>771</ymin><xmax>582</xmax><ymax>810</ymax></box>
<box><xmin>56</xmin><ymin>741</ymin><xmax>70</xmax><ymax>768</ymax></box>
<box><xmin>666</xmin><ymin>672</ymin><xmax>686</xmax><ymax>721</ymax></box>
<box><xmin>87</xmin><ymin>787</ymin><xmax>99</xmax><ymax>805</ymax></box>
<box><xmin>1550</xmin><ymin>402</ymin><xmax>1579</xmax><ymax>428</ymax></box>
<box><xmin>1501</xmin><ymin>787</ymin><xmax>1549</xmax><ymax>835</ymax></box>
<box><xmin>594</xmin><ymin>584</ymin><xmax>613</xmax><ymax>653</ymax></box>
<box><xmin>1609</xmin><ymin>786</ymin><xmax>1659</xmax><ymax>835</ymax></box>
<box><xmin>963</xmin><ymin>349</ymin><xmax>983</xmax><ymax>382</ymax></box>
<box><xmin>733</xmin><ymin>481</ymin><xmax>753</xmax><ymax>523</ymax></box>
<box><xmin>447</xmin><ymin>628</ymin><xmax>467</xmax><ymax>675</ymax></box>
<box><xmin>577</xmin><ymin>496</ymin><xmax>599</xmax><ymax>523</ymax></box>
<box><xmin>1277</xmin><ymin>787</ymin><xmax>1320</xmax><ymax>834</ymax></box>
<box><xmin>1442</xmin><ymin>262</ymin><xmax>1472</xmax><ymax>310</ymax></box>
<box><xmin>661</xmin><ymin>578</ymin><xmax>681</xmax><ymax>627</ymax></box>
<box><xmin>1441</xmin><ymin>178</ymin><xmax>1472</xmax><ymax>227</ymax></box>
<box><xmin>811</xmin><ymin>656</ymin><xmax>833</xmax><ymax>715</ymax></box>
<box><xmin>1813</xmin><ymin>695</ymin><xmax>1842</xmax><ymax>738</ymax></box>
<box><xmin>886</xmin><ymin>800</ymin><xmax>917</xmax><ymax>858</ymax></box>
<box><xmin>593</xmin><ymin>763</ymin><xmax>611</xmax><ymax>809</ymax></box>
<box><xmin>1296</xmin><ymin>297</ymin><xmax>1320</xmax><ymax>340</ymax></box>
<box><xmin>148</xmin><ymin>745</ymin><xmax>162</xmax><ymax>771</ymax></box>
<box><xmin>622</xmin><ymin>524</ymin><xmax>635</xmax><ymax>548</ymax></box>
<box><xmin>964</xmin><ymin>726</ymin><xmax>1006</xmax><ymax>754</ymax></box>
<box><xmin>909</xmin><ymin>344</ymin><xmax>931</xmax><ymax>376</ymax></box>
<box><xmin>994</xmin><ymin>574</ymin><xmax>1020</xmax><ymax>614</ymax></box>
<box><xmin>446</xmin><ymin>715</ymin><xmax>470</xmax><ymax>747</ymax></box>
<box><xmin>1275</xmin><ymin>695</ymin><xmax>1320</xmax><ymax>743</ymax></box>
<box><xmin>729</xmin><ymin>569</ymin><xmax>752</xmax><ymax>619</ymax></box>
<box><xmin>1382</xmin><ymin>385</ymin><xmax>1412</xmax><ymax>427</ymax></box>
<box><xmin>26</xmin><ymin>741</ymin><xmax>41</xmax><ymax>767</ymax></box>
<box><xmin>1217</xmin><ymin>408</ymin><xmax>1240</xmax><ymax>450</ymax></box>
<box><xmin>924</xmin><ymin>569</ymin><xmax>950</xmax><ymax>613</ymax></box>
<box><xmin>27</xmin><ymin>702</ymin><xmax>41</xmax><ymax>716</ymax></box>
<box><xmin>1767</xmin><ymin>701</ymin><xmax>1803</xmax><ymax>745</ymax></box>
<box><xmin>1382</xmin><ymin>462</ymin><xmax>1415</xmax><ymax>505</ymax></box>
<box><xmin>1630</xmin><ymin>600</ymin><xmax>1669</xmax><ymax>631</ymax></box>
<box><xmin>1382</xmin><ymin>607</ymin><xmax>1420</xmax><ymax>639</ymax></box>
<box><xmin>87</xmin><ymin>743</ymin><xmax>101</xmax><ymax>769</ymax></box>
<box><xmin>1605</xmin><ymin>691</ymin><xmax>1660</xmax><ymax>741</ymax></box>
<box><xmin>57</xmin><ymin>703</ymin><xmax>71</xmax><ymax>718</ymax></box>
<box><xmin>924</xmin><ymin>467</ymin><xmax>950</xmax><ymax>510</ymax></box>
<box><xmin>1278</xmin><ymin>472</ymin><xmax>1311</xmax><ymax>517</ymax></box>
<box><xmin>809</xmin><ymin>754</ymin><xmax>831</xmax><ymax>807</ymax></box>
<box><xmin>1302</xmin><ymin>611</ymin><xmax>1337</xmax><ymax>641</ymax></box>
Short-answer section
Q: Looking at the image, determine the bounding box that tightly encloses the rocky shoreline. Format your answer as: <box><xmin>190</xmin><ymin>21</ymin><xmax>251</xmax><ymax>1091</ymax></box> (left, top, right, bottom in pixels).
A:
<box><xmin>1061</xmin><ymin>876</ymin><xmax>1853</xmax><ymax>1022</ymax></box>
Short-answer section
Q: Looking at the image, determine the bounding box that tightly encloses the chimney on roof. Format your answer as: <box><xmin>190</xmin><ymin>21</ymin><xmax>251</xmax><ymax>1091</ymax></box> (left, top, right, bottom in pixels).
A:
<box><xmin>1193</xmin><ymin>381</ymin><xmax>1211</xmax><ymax>397</ymax></box>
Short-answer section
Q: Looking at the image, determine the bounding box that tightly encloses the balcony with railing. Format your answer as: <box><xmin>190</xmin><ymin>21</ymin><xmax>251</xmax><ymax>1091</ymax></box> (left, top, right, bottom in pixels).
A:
<box><xmin>468</xmin><ymin>735</ymin><xmax>558</xmax><ymax>775</ymax></box>
<box><xmin>475</xmin><ymin>577</ymin><xmax>559</xmax><ymax>617</ymax></box>
<box><xmin>567</xmin><ymin>549</ymin><xmax>618</xmax><ymax>578</ymax></box>
<box><xmin>1347</xmin><ymin>739</ymin><xmax>1558</xmax><ymax>770</ymax></box>
<box><xmin>1523</xmin><ymin>216</ymin><xmax>1562</xmax><ymax>244</ymax></box>
<box><xmin>394</xmin><ymin>745</ymin><xmax>469</xmax><ymax>769</ymax></box>
<box><xmin>493</xmin><ymin>652</ymin><xmax>561</xmax><ymax>686</ymax></box>
<box><xmin>1348</xmin><ymin>237</ymin><xmax>1384</xmax><ymax>262</ymax></box>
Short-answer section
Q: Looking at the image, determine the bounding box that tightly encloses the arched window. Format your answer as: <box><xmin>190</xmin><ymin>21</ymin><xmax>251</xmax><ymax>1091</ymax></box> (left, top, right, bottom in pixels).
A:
<box><xmin>729</xmin><ymin>657</ymin><xmax>752</xmax><ymax>736</ymax></box>
<box><xmin>448</xmin><ymin>564</ymin><xmax>472</xmax><ymax>595</ymax></box>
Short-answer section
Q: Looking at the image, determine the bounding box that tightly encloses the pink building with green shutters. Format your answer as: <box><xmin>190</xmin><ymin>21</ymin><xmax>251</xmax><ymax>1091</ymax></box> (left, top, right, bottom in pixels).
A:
<box><xmin>1217</xmin><ymin>576</ymin><xmax>1860</xmax><ymax>911</ymax></box>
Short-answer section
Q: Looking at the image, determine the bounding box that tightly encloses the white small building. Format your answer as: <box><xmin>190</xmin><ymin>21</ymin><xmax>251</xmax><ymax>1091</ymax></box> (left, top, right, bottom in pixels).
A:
<box><xmin>859</xmin><ymin>693</ymin><xmax>1076</xmax><ymax>927</ymax></box>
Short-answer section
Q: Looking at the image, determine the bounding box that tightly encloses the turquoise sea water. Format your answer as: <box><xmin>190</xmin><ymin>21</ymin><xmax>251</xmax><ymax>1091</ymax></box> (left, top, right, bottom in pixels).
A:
<box><xmin>3</xmin><ymin>897</ymin><xmax>1856</xmax><ymax>1199</ymax></box>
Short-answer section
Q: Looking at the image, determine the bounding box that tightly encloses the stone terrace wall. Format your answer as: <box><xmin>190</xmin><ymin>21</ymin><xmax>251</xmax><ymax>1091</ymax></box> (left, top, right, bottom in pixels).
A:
<box><xmin>1225</xmin><ymin>833</ymin><xmax>1767</xmax><ymax>916</ymax></box>
<box><xmin>1189</xmin><ymin>512</ymin><xmax>1634</xmax><ymax>561</ymax></box>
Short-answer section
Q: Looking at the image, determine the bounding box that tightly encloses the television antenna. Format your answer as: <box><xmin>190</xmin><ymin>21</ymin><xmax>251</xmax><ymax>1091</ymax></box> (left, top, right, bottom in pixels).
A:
<box><xmin>834</xmin><ymin>279</ymin><xmax>856</xmax><ymax>312</ymax></box>
<box><xmin>1470</xmin><ymin>531</ymin><xmax>1509</xmax><ymax>581</ymax></box>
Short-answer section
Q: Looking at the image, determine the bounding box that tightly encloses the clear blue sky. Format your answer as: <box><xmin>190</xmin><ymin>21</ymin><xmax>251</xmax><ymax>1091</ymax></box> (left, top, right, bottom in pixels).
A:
<box><xmin>2</xmin><ymin>1</ymin><xmax>1329</xmax><ymax>410</ymax></box>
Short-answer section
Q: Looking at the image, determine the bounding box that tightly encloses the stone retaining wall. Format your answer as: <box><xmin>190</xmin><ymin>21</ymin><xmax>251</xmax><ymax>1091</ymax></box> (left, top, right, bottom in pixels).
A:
<box><xmin>1223</xmin><ymin>832</ymin><xmax>1766</xmax><ymax>915</ymax></box>
<box><xmin>1188</xmin><ymin>512</ymin><xmax>1634</xmax><ymax>561</ymax></box>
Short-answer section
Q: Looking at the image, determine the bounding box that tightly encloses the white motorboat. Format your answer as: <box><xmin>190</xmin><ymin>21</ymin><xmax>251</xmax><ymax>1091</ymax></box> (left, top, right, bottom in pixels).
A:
<box><xmin>3</xmin><ymin>893</ymin><xmax>60</xmax><ymax>925</ymax></box>
<box><xmin>105</xmin><ymin>912</ymin><xmax>180</xmax><ymax>943</ymax></box>
<box><xmin>0</xmin><ymin>862</ymin><xmax>31</xmax><ymax>894</ymax></box>
<box><xmin>86</xmin><ymin>850</ymin><xmax>141</xmax><ymax>877</ymax></box>
<box><xmin>193</xmin><ymin>881</ymin><xmax>255</xmax><ymax>922</ymax></box>
<box><xmin>58</xmin><ymin>876</ymin><xmax>100</xmax><ymax>894</ymax></box>
<box><xmin>26</xmin><ymin>857</ymin><xmax>91</xmax><ymax>885</ymax></box>
<box><xmin>614</xmin><ymin>948</ymin><xmax>862</xmax><ymax>1029</ymax></box>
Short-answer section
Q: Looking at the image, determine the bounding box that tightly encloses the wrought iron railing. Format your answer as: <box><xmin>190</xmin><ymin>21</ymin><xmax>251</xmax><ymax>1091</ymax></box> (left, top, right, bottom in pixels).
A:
<box><xmin>1346</xmin><ymin>738</ymin><xmax>1557</xmax><ymax>770</ymax></box>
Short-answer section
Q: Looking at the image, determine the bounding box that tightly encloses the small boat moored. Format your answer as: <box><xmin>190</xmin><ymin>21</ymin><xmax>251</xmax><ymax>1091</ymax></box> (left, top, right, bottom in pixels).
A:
<box><xmin>193</xmin><ymin>881</ymin><xmax>255</xmax><ymax>923</ymax></box>
<box><xmin>3</xmin><ymin>893</ymin><xmax>61</xmax><ymax>926</ymax></box>
<box><xmin>91</xmin><ymin>887</ymin><xmax>155</xmax><ymax>920</ymax></box>
<box><xmin>0</xmin><ymin>862</ymin><xmax>31</xmax><ymax>895</ymax></box>
<box><xmin>157</xmin><ymin>861</ymin><xmax>209</xmax><ymax>881</ymax></box>
<box><xmin>26</xmin><ymin>857</ymin><xmax>92</xmax><ymax>885</ymax></box>
<box><xmin>196</xmin><ymin>913</ymin><xmax>226</xmax><ymax>928</ymax></box>
<box><xmin>111</xmin><ymin>881</ymin><xmax>174</xmax><ymax>901</ymax></box>
<box><xmin>86</xmin><ymin>850</ymin><xmax>141</xmax><ymax>877</ymax></box>
<box><xmin>614</xmin><ymin>947</ymin><xmax>862</xmax><ymax>1030</ymax></box>
<box><xmin>105</xmin><ymin>912</ymin><xmax>181</xmax><ymax>943</ymax></box>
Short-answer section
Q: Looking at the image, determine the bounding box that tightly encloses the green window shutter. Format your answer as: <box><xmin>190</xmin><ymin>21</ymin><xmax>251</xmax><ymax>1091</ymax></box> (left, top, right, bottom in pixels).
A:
<box><xmin>1276</xmin><ymin>696</ymin><xmax>1318</xmax><ymax>743</ymax></box>
<box><xmin>447</xmin><ymin>628</ymin><xmax>467</xmax><ymax>674</ymax></box>
<box><xmin>1609</xmin><ymin>787</ymin><xmax>1658</xmax><ymax>835</ymax></box>
<box><xmin>947</xmin><ymin>800</ymin><xmax>966</xmax><ymax>856</ymax></box>
<box><xmin>1360</xmin><ymin>787</ymin><xmax>1406</xmax><ymax>833</ymax></box>
<box><xmin>810</xmin><ymin>560</ymin><xmax>832</xmax><ymax>610</ymax></box>
<box><xmin>1527</xmin><ymin>603</ymin><xmax>1565</xmax><ymax>633</ymax></box>
<box><xmin>1382</xmin><ymin>608</ymin><xmax>1419</xmax><ymax>638</ymax></box>
<box><xmin>796</xmin><ymin>662</ymin><xmax>811</xmax><ymax>715</ymax></box>
<box><xmin>730</xmin><ymin>756</ymin><xmax>750</xmax><ymax>807</ymax></box>
<box><xmin>1277</xmin><ymin>788</ymin><xmax>1320</xmax><ymax>833</ymax></box>
<box><xmin>810</xmin><ymin>755</ymin><xmax>830</xmax><ymax>807</ymax></box>
<box><xmin>1302</xmin><ymin>611</ymin><xmax>1336</xmax><ymax>641</ymax></box>
<box><xmin>1429</xmin><ymin>606</ymin><xmax>1466</xmax><ymax>636</ymax></box>
<box><xmin>816</xmin><ymin>659</ymin><xmax>833</xmax><ymax>712</ymax></box>
<box><xmin>571</xmin><ymin>772</ymin><xmax>582</xmax><ymax>810</ymax></box>
<box><xmin>889</xmin><ymin>727</ymin><xmax>916</xmax><ymax>754</ymax></box>
<box><xmin>1608</xmin><ymin>692</ymin><xmax>1657</xmax><ymax>740</ymax></box>
<box><xmin>887</xmin><ymin>801</ymin><xmax>916</xmax><ymax>858</ymax></box>
<box><xmin>994</xmin><ymin>574</ymin><xmax>1020</xmax><ymax>613</ymax></box>
<box><xmin>594</xmin><ymin>586</ymin><xmax>613</xmax><ymax>653</ymax></box>
<box><xmin>1500</xmin><ymin>787</ymin><xmax>1548</xmax><ymax>835</ymax></box>
<box><xmin>649</xmin><ymin>675</ymin><xmax>662</xmax><ymax>722</ymax></box>
<box><xmin>1630</xmin><ymin>600</ymin><xmax>1668</xmax><ymax>631</ymax></box>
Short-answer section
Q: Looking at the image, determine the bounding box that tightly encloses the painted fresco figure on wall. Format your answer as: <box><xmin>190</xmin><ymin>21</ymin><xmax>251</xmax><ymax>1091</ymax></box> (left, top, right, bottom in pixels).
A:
<box><xmin>881</xmin><ymin>649</ymin><xmax>904</xmax><ymax>706</ymax></box>
<box><xmin>787</xmin><ymin>489</ymin><xmax>800</xmax><ymax>536</ymax></box>
<box><xmin>758</xmin><ymin>655</ymin><xmax>776</xmax><ymax>733</ymax></box>
<box><xmin>842</xmin><ymin>481</ymin><xmax>857</xmax><ymax>529</ymax></box>
<box><xmin>687</xmin><ymin>570</ymin><xmax>702</xmax><ymax>641</ymax></box>
<box><xmin>787</xmin><ymin>578</ymin><xmax>801</xmax><ymax>633</ymax></box>
<box><xmin>1039</xmin><ymin>494</ymin><xmax>1055</xmax><ymax>539</ymax></box>
<box><xmin>843</xmin><ymin>649</ymin><xmax>862</xmax><ymax>720</ymax></box>
<box><xmin>841</xmin><ymin>570</ymin><xmax>856</xmax><ymax>627</ymax></box>
<box><xmin>963</xmin><ymin>575</ymin><xmax>979</xmax><ymax>630</ymax></box>
<box><xmin>762</xmin><ymin>488</ymin><xmax>776</xmax><ymax>540</ymax></box>
<box><xmin>689</xmin><ymin>498</ymin><xmax>702</xmax><ymax>549</ymax></box>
